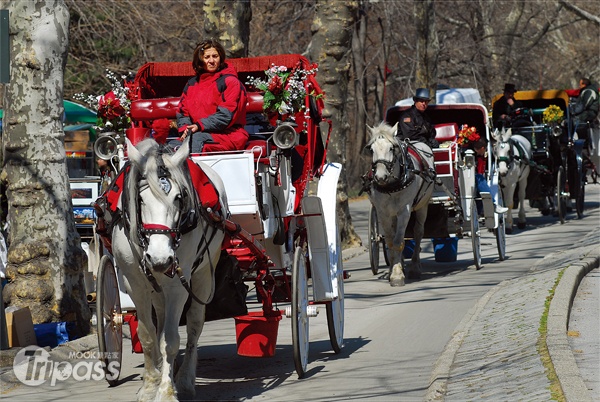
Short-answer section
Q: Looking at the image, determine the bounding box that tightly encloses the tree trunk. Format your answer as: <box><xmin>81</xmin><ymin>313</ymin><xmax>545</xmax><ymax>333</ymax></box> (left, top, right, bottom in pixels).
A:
<box><xmin>2</xmin><ymin>0</ymin><xmax>90</xmax><ymax>335</ymax></box>
<box><xmin>414</xmin><ymin>0</ymin><xmax>438</xmax><ymax>102</ymax></box>
<box><xmin>308</xmin><ymin>0</ymin><xmax>361</xmax><ymax>249</ymax></box>
<box><xmin>203</xmin><ymin>0</ymin><xmax>252</xmax><ymax>58</ymax></box>
<box><xmin>349</xmin><ymin>0</ymin><xmax>369</xmax><ymax>190</ymax></box>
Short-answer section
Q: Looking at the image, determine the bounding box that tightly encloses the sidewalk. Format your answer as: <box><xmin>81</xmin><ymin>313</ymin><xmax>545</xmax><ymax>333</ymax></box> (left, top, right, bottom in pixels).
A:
<box><xmin>426</xmin><ymin>228</ymin><xmax>599</xmax><ymax>401</ymax></box>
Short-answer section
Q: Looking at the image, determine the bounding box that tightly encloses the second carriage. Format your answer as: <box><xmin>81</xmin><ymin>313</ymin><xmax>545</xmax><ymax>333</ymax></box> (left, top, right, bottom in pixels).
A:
<box><xmin>367</xmin><ymin>102</ymin><xmax>506</xmax><ymax>274</ymax></box>
<box><xmin>491</xmin><ymin>89</ymin><xmax>588</xmax><ymax>223</ymax></box>
<box><xmin>92</xmin><ymin>54</ymin><xmax>345</xmax><ymax>383</ymax></box>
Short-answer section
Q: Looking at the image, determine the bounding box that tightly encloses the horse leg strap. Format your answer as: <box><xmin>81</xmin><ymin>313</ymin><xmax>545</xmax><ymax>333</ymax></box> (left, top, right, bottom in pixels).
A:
<box><xmin>176</xmin><ymin>266</ymin><xmax>213</xmax><ymax>305</ymax></box>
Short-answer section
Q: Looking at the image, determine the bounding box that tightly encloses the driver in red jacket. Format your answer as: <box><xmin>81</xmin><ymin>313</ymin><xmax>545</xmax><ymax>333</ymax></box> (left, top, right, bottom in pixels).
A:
<box><xmin>174</xmin><ymin>39</ymin><xmax>248</xmax><ymax>153</ymax></box>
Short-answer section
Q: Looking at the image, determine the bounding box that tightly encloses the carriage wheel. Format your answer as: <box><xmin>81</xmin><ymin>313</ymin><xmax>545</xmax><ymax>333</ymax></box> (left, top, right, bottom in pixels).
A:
<box><xmin>291</xmin><ymin>246</ymin><xmax>309</xmax><ymax>378</ymax></box>
<box><xmin>368</xmin><ymin>204</ymin><xmax>380</xmax><ymax>275</ymax></box>
<box><xmin>494</xmin><ymin>213</ymin><xmax>506</xmax><ymax>261</ymax></box>
<box><xmin>96</xmin><ymin>255</ymin><xmax>123</xmax><ymax>386</ymax></box>
<box><xmin>470</xmin><ymin>201</ymin><xmax>482</xmax><ymax>270</ymax></box>
<box><xmin>575</xmin><ymin>184</ymin><xmax>585</xmax><ymax>219</ymax></box>
<box><xmin>556</xmin><ymin>166</ymin><xmax>567</xmax><ymax>224</ymax></box>
<box><xmin>326</xmin><ymin>233</ymin><xmax>344</xmax><ymax>354</ymax></box>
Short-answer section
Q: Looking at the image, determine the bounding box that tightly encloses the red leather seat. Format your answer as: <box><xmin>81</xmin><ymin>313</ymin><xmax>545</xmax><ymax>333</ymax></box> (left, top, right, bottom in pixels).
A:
<box><xmin>130</xmin><ymin>91</ymin><xmax>264</xmax><ymax>121</ymax></box>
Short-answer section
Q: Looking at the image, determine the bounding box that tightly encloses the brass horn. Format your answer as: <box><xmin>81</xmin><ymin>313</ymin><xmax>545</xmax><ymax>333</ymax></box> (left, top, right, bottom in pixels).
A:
<box><xmin>93</xmin><ymin>133</ymin><xmax>118</xmax><ymax>160</ymax></box>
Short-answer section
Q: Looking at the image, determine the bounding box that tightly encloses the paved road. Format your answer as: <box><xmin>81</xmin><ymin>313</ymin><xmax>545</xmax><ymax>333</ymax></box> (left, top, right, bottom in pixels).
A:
<box><xmin>1</xmin><ymin>185</ymin><xmax>598</xmax><ymax>401</ymax></box>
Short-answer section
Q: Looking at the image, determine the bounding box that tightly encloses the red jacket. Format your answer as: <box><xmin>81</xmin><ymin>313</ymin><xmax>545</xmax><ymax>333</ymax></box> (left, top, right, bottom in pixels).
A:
<box><xmin>177</xmin><ymin>64</ymin><xmax>248</xmax><ymax>152</ymax></box>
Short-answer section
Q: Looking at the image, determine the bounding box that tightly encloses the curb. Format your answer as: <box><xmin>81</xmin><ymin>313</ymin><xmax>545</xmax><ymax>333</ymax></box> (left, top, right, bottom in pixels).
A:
<box><xmin>424</xmin><ymin>243</ymin><xmax>599</xmax><ymax>402</ymax></box>
<box><xmin>424</xmin><ymin>283</ymin><xmax>504</xmax><ymax>401</ymax></box>
<box><xmin>547</xmin><ymin>245</ymin><xmax>599</xmax><ymax>402</ymax></box>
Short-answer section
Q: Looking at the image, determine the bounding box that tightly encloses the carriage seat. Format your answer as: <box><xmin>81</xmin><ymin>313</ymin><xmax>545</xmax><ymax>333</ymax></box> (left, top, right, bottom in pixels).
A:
<box><xmin>129</xmin><ymin>92</ymin><xmax>274</xmax><ymax>162</ymax></box>
<box><xmin>433</xmin><ymin>123</ymin><xmax>458</xmax><ymax>176</ymax></box>
<box><xmin>129</xmin><ymin>91</ymin><xmax>265</xmax><ymax>121</ymax></box>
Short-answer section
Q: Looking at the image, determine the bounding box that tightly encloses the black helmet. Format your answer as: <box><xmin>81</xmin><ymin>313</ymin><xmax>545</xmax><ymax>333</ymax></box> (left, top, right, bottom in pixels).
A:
<box><xmin>413</xmin><ymin>88</ymin><xmax>432</xmax><ymax>102</ymax></box>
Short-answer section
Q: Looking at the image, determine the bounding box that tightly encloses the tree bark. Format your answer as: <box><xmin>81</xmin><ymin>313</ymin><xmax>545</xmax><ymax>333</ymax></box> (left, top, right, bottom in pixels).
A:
<box><xmin>2</xmin><ymin>0</ymin><xmax>90</xmax><ymax>334</ymax></box>
<box><xmin>414</xmin><ymin>0</ymin><xmax>439</xmax><ymax>102</ymax></box>
<box><xmin>349</xmin><ymin>0</ymin><xmax>369</xmax><ymax>190</ymax></box>
<box><xmin>308</xmin><ymin>0</ymin><xmax>361</xmax><ymax>248</ymax></box>
<box><xmin>203</xmin><ymin>0</ymin><xmax>252</xmax><ymax>58</ymax></box>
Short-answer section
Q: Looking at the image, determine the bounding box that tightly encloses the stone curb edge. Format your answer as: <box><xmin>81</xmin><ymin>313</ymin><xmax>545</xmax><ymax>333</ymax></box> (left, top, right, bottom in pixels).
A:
<box><xmin>424</xmin><ymin>279</ymin><xmax>506</xmax><ymax>401</ymax></box>
<box><xmin>424</xmin><ymin>244</ymin><xmax>600</xmax><ymax>402</ymax></box>
<box><xmin>547</xmin><ymin>245</ymin><xmax>600</xmax><ymax>402</ymax></box>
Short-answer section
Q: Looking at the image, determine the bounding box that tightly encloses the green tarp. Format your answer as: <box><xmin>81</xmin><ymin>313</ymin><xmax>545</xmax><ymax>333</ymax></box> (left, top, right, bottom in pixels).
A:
<box><xmin>0</xmin><ymin>100</ymin><xmax>97</xmax><ymax>123</ymax></box>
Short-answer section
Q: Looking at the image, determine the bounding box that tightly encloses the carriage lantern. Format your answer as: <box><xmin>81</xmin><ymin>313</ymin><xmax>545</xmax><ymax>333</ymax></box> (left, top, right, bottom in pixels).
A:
<box><xmin>273</xmin><ymin>122</ymin><xmax>299</xmax><ymax>149</ymax></box>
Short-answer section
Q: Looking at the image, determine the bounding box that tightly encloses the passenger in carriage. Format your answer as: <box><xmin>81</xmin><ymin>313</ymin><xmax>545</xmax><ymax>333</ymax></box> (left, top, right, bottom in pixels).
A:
<box><xmin>492</xmin><ymin>83</ymin><xmax>524</xmax><ymax>129</ymax></box>
<box><xmin>397</xmin><ymin>88</ymin><xmax>439</xmax><ymax>149</ymax></box>
<box><xmin>571</xmin><ymin>77</ymin><xmax>599</xmax><ymax>141</ymax></box>
<box><xmin>171</xmin><ymin>39</ymin><xmax>249</xmax><ymax>153</ymax></box>
<box><xmin>473</xmin><ymin>139</ymin><xmax>508</xmax><ymax>215</ymax></box>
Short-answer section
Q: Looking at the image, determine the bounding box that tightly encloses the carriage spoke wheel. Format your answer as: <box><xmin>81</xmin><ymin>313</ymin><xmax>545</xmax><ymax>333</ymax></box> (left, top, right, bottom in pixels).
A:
<box><xmin>326</xmin><ymin>234</ymin><xmax>344</xmax><ymax>354</ymax></box>
<box><xmin>96</xmin><ymin>255</ymin><xmax>123</xmax><ymax>386</ymax></box>
<box><xmin>292</xmin><ymin>246</ymin><xmax>309</xmax><ymax>378</ymax></box>
<box><xmin>470</xmin><ymin>201</ymin><xmax>482</xmax><ymax>270</ymax></box>
<box><xmin>368</xmin><ymin>204</ymin><xmax>380</xmax><ymax>275</ymax></box>
<box><xmin>557</xmin><ymin>166</ymin><xmax>567</xmax><ymax>224</ymax></box>
<box><xmin>576</xmin><ymin>183</ymin><xmax>585</xmax><ymax>219</ymax></box>
<box><xmin>494</xmin><ymin>212</ymin><xmax>506</xmax><ymax>261</ymax></box>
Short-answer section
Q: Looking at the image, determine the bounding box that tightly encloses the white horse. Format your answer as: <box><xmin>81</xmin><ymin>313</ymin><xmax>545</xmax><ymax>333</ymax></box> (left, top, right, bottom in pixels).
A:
<box><xmin>491</xmin><ymin>127</ymin><xmax>532</xmax><ymax>233</ymax></box>
<box><xmin>365</xmin><ymin>122</ymin><xmax>435</xmax><ymax>286</ymax></box>
<box><xmin>112</xmin><ymin>138</ymin><xmax>227</xmax><ymax>401</ymax></box>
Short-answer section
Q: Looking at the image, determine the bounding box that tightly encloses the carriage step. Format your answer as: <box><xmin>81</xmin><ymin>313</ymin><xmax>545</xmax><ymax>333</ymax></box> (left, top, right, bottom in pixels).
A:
<box><xmin>284</xmin><ymin>305</ymin><xmax>319</xmax><ymax>318</ymax></box>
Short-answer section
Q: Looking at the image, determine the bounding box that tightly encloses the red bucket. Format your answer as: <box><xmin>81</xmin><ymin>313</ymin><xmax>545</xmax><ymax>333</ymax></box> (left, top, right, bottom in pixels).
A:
<box><xmin>125</xmin><ymin>128</ymin><xmax>151</xmax><ymax>145</ymax></box>
<box><xmin>234</xmin><ymin>310</ymin><xmax>282</xmax><ymax>357</ymax></box>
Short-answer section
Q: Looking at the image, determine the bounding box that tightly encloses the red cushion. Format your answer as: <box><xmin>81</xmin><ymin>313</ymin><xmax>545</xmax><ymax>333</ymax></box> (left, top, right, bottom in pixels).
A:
<box><xmin>130</xmin><ymin>92</ymin><xmax>265</xmax><ymax>121</ymax></box>
<box><xmin>434</xmin><ymin>123</ymin><xmax>458</xmax><ymax>142</ymax></box>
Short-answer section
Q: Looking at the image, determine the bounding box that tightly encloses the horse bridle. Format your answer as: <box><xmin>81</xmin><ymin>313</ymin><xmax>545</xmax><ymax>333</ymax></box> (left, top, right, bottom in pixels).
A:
<box><xmin>496</xmin><ymin>140</ymin><xmax>515</xmax><ymax>170</ymax></box>
<box><xmin>131</xmin><ymin>149</ymin><xmax>220</xmax><ymax>306</ymax></box>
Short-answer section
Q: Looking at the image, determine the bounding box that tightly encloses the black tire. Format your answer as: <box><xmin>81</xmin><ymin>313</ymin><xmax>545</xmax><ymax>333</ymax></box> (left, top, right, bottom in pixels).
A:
<box><xmin>368</xmin><ymin>204</ymin><xmax>380</xmax><ymax>275</ymax></box>
<box><xmin>96</xmin><ymin>255</ymin><xmax>122</xmax><ymax>386</ymax></box>
<box><xmin>495</xmin><ymin>213</ymin><xmax>506</xmax><ymax>261</ymax></box>
<box><xmin>326</xmin><ymin>233</ymin><xmax>344</xmax><ymax>354</ymax></box>
<box><xmin>470</xmin><ymin>201</ymin><xmax>482</xmax><ymax>270</ymax></box>
<box><xmin>291</xmin><ymin>246</ymin><xmax>309</xmax><ymax>378</ymax></box>
<box><xmin>557</xmin><ymin>166</ymin><xmax>567</xmax><ymax>224</ymax></box>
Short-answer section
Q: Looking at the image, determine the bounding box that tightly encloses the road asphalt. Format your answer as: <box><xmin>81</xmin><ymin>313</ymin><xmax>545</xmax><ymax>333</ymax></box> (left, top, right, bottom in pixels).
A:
<box><xmin>1</xmin><ymin>229</ymin><xmax>598</xmax><ymax>401</ymax></box>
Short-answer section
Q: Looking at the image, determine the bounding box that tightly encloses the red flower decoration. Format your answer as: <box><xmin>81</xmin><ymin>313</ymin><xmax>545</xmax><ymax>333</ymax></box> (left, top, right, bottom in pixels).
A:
<box><xmin>98</xmin><ymin>91</ymin><xmax>126</xmax><ymax>121</ymax></box>
<box><xmin>267</xmin><ymin>75</ymin><xmax>284</xmax><ymax>95</ymax></box>
<box><xmin>457</xmin><ymin>124</ymin><xmax>480</xmax><ymax>148</ymax></box>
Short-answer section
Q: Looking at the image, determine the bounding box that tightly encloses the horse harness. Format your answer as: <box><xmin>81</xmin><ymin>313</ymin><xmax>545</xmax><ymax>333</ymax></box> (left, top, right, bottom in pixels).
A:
<box><xmin>124</xmin><ymin>148</ymin><xmax>224</xmax><ymax>305</ymax></box>
<box><xmin>370</xmin><ymin>140</ymin><xmax>436</xmax><ymax>206</ymax></box>
<box><xmin>497</xmin><ymin>138</ymin><xmax>529</xmax><ymax>170</ymax></box>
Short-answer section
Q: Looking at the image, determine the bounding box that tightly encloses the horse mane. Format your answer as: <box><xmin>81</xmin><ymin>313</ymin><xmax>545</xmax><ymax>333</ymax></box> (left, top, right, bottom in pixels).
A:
<box><xmin>126</xmin><ymin>139</ymin><xmax>196</xmax><ymax>242</ymax></box>
<box><xmin>367</xmin><ymin>122</ymin><xmax>398</xmax><ymax>146</ymax></box>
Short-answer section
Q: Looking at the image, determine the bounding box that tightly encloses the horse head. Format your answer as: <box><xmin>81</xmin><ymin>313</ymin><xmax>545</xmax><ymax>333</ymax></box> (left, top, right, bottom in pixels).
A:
<box><xmin>126</xmin><ymin>137</ymin><xmax>194</xmax><ymax>274</ymax></box>
<box><xmin>492</xmin><ymin>127</ymin><xmax>514</xmax><ymax>176</ymax></box>
<box><xmin>365</xmin><ymin>122</ymin><xmax>403</xmax><ymax>185</ymax></box>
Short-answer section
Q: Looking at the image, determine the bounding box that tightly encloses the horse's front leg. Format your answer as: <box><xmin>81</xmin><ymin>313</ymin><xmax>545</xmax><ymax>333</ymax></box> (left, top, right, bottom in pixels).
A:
<box><xmin>155</xmin><ymin>284</ymin><xmax>187</xmax><ymax>402</ymax></box>
<box><xmin>175</xmin><ymin>265</ymin><xmax>212</xmax><ymax>398</ymax></box>
<box><xmin>517</xmin><ymin>167</ymin><xmax>529</xmax><ymax>229</ymax></box>
<box><xmin>389</xmin><ymin>206</ymin><xmax>410</xmax><ymax>287</ymax></box>
<box><xmin>407</xmin><ymin>206</ymin><xmax>427</xmax><ymax>279</ymax></box>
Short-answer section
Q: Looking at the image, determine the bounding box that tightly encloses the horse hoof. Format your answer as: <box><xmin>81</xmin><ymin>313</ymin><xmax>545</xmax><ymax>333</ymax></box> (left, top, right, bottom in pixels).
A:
<box><xmin>517</xmin><ymin>222</ymin><xmax>526</xmax><ymax>229</ymax></box>
<box><xmin>389</xmin><ymin>277</ymin><xmax>405</xmax><ymax>287</ymax></box>
<box><xmin>505</xmin><ymin>227</ymin><xmax>513</xmax><ymax>234</ymax></box>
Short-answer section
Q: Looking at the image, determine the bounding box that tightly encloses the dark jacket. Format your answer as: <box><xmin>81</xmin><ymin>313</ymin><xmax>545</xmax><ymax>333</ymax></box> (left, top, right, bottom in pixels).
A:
<box><xmin>397</xmin><ymin>105</ymin><xmax>439</xmax><ymax>148</ymax></box>
<box><xmin>177</xmin><ymin>63</ymin><xmax>249</xmax><ymax>152</ymax></box>
<box><xmin>492</xmin><ymin>96</ymin><xmax>524</xmax><ymax>129</ymax></box>
<box><xmin>571</xmin><ymin>84</ymin><xmax>599</xmax><ymax>126</ymax></box>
